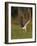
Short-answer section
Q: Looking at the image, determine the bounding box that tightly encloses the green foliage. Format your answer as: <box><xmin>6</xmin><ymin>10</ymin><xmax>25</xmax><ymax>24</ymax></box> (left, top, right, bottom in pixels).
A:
<box><xmin>11</xmin><ymin>7</ymin><xmax>32</xmax><ymax>39</ymax></box>
<box><xmin>11</xmin><ymin>21</ymin><xmax>32</xmax><ymax>39</ymax></box>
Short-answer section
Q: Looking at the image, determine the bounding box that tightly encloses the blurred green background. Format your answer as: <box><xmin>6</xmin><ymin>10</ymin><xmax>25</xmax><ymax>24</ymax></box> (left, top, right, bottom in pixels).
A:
<box><xmin>11</xmin><ymin>7</ymin><xmax>32</xmax><ymax>39</ymax></box>
<box><xmin>11</xmin><ymin>20</ymin><xmax>32</xmax><ymax>39</ymax></box>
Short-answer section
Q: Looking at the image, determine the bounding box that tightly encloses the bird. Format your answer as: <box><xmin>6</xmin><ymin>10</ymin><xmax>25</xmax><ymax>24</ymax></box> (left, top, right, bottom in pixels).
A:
<box><xmin>22</xmin><ymin>20</ymin><xmax>30</xmax><ymax>32</ymax></box>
